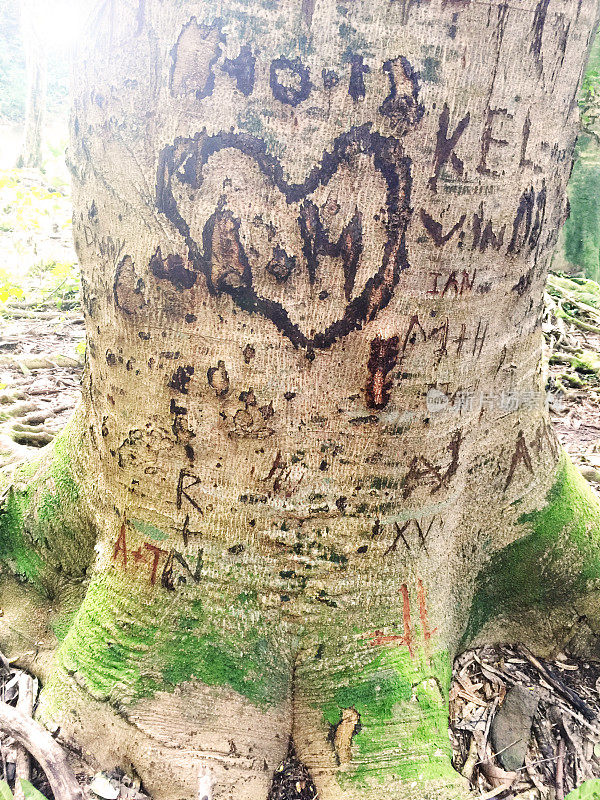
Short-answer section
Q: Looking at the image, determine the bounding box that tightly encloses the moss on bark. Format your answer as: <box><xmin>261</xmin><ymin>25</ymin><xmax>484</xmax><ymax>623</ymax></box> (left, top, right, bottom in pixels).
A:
<box><xmin>465</xmin><ymin>453</ymin><xmax>600</xmax><ymax>644</ymax></box>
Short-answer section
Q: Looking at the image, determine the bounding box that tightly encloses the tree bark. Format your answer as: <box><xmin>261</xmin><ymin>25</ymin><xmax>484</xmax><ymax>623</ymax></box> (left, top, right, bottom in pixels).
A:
<box><xmin>17</xmin><ymin>0</ymin><xmax>47</xmax><ymax>170</ymax></box>
<box><xmin>1</xmin><ymin>1</ymin><xmax>600</xmax><ymax>799</ymax></box>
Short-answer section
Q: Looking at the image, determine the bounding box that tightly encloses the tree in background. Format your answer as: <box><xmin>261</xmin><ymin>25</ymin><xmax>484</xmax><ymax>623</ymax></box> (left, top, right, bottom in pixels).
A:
<box><xmin>16</xmin><ymin>0</ymin><xmax>47</xmax><ymax>169</ymax></box>
<box><xmin>558</xmin><ymin>31</ymin><xmax>600</xmax><ymax>281</ymax></box>
<box><xmin>1</xmin><ymin>2</ymin><xmax>600</xmax><ymax>800</ymax></box>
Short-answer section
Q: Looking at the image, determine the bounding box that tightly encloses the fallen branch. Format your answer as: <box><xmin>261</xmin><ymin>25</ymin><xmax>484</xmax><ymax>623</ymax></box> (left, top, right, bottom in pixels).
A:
<box><xmin>13</xmin><ymin>674</ymin><xmax>34</xmax><ymax>800</ymax></box>
<box><xmin>0</xmin><ymin>702</ymin><xmax>84</xmax><ymax>800</ymax></box>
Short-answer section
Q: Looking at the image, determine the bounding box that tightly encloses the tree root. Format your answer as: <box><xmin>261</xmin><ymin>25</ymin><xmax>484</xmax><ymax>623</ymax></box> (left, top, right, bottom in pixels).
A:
<box><xmin>0</xmin><ymin>701</ymin><xmax>84</xmax><ymax>800</ymax></box>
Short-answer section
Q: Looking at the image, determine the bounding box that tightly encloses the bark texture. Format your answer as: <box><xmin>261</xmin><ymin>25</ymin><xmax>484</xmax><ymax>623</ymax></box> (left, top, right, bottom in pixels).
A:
<box><xmin>1</xmin><ymin>1</ymin><xmax>600</xmax><ymax>799</ymax></box>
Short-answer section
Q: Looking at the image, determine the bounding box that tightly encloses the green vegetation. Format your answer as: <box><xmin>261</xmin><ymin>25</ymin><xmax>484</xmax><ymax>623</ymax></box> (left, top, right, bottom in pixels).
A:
<box><xmin>0</xmin><ymin>0</ymin><xmax>69</xmax><ymax>124</ymax></box>
<box><xmin>0</xmin><ymin>779</ymin><xmax>49</xmax><ymax>800</ymax></box>
<box><xmin>559</xmin><ymin>32</ymin><xmax>600</xmax><ymax>280</ymax></box>
<box><xmin>0</xmin><ymin>167</ymin><xmax>78</xmax><ymax>309</ymax></box>
<box><xmin>567</xmin><ymin>781</ymin><xmax>600</xmax><ymax>800</ymax></box>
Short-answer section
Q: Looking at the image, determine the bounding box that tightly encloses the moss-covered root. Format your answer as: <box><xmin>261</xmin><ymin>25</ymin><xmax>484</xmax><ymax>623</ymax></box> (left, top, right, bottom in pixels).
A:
<box><xmin>37</xmin><ymin>564</ymin><xmax>295</xmax><ymax>800</ymax></box>
<box><xmin>465</xmin><ymin>452</ymin><xmax>600</xmax><ymax>657</ymax></box>
<box><xmin>293</xmin><ymin>631</ymin><xmax>470</xmax><ymax>800</ymax></box>
<box><xmin>0</xmin><ymin>414</ymin><xmax>96</xmax><ymax>591</ymax></box>
<box><xmin>0</xmin><ymin>414</ymin><xmax>97</xmax><ymax>674</ymax></box>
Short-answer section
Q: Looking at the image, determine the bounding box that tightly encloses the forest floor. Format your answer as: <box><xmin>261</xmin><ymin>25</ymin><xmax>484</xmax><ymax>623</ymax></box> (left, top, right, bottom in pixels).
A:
<box><xmin>2</xmin><ymin>142</ymin><xmax>600</xmax><ymax>800</ymax></box>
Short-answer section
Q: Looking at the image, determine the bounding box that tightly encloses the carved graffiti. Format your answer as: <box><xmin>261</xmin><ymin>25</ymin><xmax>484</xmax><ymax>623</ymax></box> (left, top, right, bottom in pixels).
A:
<box><xmin>157</xmin><ymin>126</ymin><xmax>413</xmax><ymax>354</ymax></box>
<box><xmin>221</xmin><ymin>44</ymin><xmax>256</xmax><ymax>96</ymax></box>
<box><xmin>366</xmin><ymin>335</ymin><xmax>400</xmax><ymax>409</ymax></box>
<box><xmin>401</xmin><ymin>430</ymin><xmax>462</xmax><ymax>498</ymax></box>
<box><xmin>170</xmin><ymin>18</ymin><xmax>223</xmax><ymax>100</ymax></box>
<box><xmin>426</xmin><ymin>269</ymin><xmax>476</xmax><ymax>297</ymax></box>
<box><xmin>361</xmin><ymin>579</ymin><xmax>436</xmax><ymax>657</ymax></box>
<box><xmin>379</xmin><ymin>56</ymin><xmax>424</xmax><ymax>132</ymax></box>
<box><xmin>428</xmin><ymin>103</ymin><xmax>470</xmax><ymax>192</ymax></box>
<box><xmin>112</xmin><ymin>523</ymin><xmax>168</xmax><ymax>585</ymax></box>
<box><xmin>270</xmin><ymin>56</ymin><xmax>312</xmax><ymax>106</ymax></box>
<box><xmin>161</xmin><ymin>545</ymin><xmax>204</xmax><ymax>589</ymax></box>
<box><xmin>177</xmin><ymin>469</ymin><xmax>203</xmax><ymax>514</ymax></box>
<box><xmin>504</xmin><ymin>429</ymin><xmax>534</xmax><ymax>490</ymax></box>
<box><xmin>384</xmin><ymin>517</ymin><xmax>435</xmax><ymax>555</ymax></box>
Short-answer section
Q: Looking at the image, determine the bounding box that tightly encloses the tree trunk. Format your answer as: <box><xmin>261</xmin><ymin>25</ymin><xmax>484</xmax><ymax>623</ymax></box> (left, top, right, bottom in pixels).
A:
<box><xmin>17</xmin><ymin>0</ymin><xmax>47</xmax><ymax>170</ymax></box>
<box><xmin>1</xmin><ymin>1</ymin><xmax>599</xmax><ymax>799</ymax></box>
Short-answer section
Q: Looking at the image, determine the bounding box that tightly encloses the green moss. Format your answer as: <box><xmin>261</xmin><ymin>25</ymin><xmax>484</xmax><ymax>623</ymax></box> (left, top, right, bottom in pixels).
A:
<box><xmin>58</xmin><ymin>576</ymin><xmax>163</xmax><ymax>701</ymax></box>
<box><xmin>562</xmin><ymin>372</ymin><xmax>584</xmax><ymax>388</ymax></box>
<box><xmin>56</xmin><ymin>574</ymin><xmax>289</xmax><ymax>709</ymax></box>
<box><xmin>464</xmin><ymin>455</ymin><xmax>600</xmax><ymax>643</ymax></box>
<box><xmin>50</xmin><ymin>606</ymin><xmax>79</xmax><ymax>643</ymax></box>
<box><xmin>161</xmin><ymin>623</ymin><xmax>287</xmax><ymax>707</ymax></box>
<box><xmin>321</xmin><ymin>647</ymin><xmax>454</xmax><ymax>786</ymax></box>
<box><xmin>572</xmin><ymin>352</ymin><xmax>600</xmax><ymax>374</ymax></box>
<box><xmin>0</xmin><ymin>488</ymin><xmax>44</xmax><ymax>582</ymax></box>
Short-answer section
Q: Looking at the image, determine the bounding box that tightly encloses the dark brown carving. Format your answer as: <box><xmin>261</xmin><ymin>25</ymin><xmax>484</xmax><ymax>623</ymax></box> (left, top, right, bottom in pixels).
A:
<box><xmin>428</xmin><ymin>103</ymin><xmax>470</xmax><ymax>192</ymax></box>
<box><xmin>170</xmin><ymin>18</ymin><xmax>223</xmax><ymax>100</ymax></box>
<box><xmin>157</xmin><ymin>126</ymin><xmax>413</xmax><ymax>355</ymax></box>
<box><xmin>366</xmin><ymin>335</ymin><xmax>400</xmax><ymax>409</ymax></box>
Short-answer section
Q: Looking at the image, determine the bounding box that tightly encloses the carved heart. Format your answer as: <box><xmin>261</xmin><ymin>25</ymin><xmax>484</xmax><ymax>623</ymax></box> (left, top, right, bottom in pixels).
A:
<box><xmin>156</xmin><ymin>125</ymin><xmax>412</xmax><ymax>355</ymax></box>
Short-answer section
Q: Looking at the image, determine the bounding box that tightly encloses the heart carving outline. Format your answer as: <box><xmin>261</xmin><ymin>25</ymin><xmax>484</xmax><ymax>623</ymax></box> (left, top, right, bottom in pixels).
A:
<box><xmin>156</xmin><ymin>124</ymin><xmax>413</xmax><ymax>354</ymax></box>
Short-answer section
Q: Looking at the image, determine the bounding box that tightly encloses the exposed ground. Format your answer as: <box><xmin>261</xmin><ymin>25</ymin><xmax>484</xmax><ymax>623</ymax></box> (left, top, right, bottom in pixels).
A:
<box><xmin>2</xmin><ymin>139</ymin><xmax>600</xmax><ymax>800</ymax></box>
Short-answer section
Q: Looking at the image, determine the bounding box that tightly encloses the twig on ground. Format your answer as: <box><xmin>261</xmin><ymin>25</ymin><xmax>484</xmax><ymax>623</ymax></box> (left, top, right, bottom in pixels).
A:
<box><xmin>518</xmin><ymin>645</ymin><xmax>597</xmax><ymax>722</ymax></box>
<box><xmin>555</xmin><ymin>737</ymin><xmax>565</xmax><ymax>800</ymax></box>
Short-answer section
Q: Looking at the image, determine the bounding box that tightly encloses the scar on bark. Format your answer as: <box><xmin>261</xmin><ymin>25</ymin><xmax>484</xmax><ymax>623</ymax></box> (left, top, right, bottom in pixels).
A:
<box><xmin>301</xmin><ymin>0</ymin><xmax>316</xmax><ymax>26</ymax></box>
<box><xmin>170</xmin><ymin>365</ymin><xmax>194</xmax><ymax>394</ymax></box>
<box><xmin>512</xmin><ymin>267</ymin><xmax>534</xmax><ymax>297</ymax></box>
<box><xmin>203</xmin><ymin>209</ymin><xmax>252</xmax><ymax>292</ymax></box>
<box><xmin>207</xmin><ymin>360</ymin><xmax>230</xmax><ymax>396</ymax></box>
<box><xmin>114</xmin><ymin>255</ymin><xmax>145</xmax><ymax>314</ymax></box>
<box><xmin>366</xmin><ymin>335</ymin><xmax>399</xmax><ymax>409</ymax></box>
<box><xmin>531</xmin><ymin>0</ymin><xmax>550</xmax><ymax>74</ymax></box>
<box><xmin>379</xmin><ymin>56</ymin><xmax>424</xmax><ymax>132</ymax></box>
<box><xmin>504</xmin><ymin>430</ymin><xmax>534</xmax><ymax>490</ymax></box>
<box><xmin>149</xmin><ymin>247</ymin><xmax>196</xmax><ymax>291</ymax></box>
<box><xmin>169</xmin><ymin>17</ymin><xmax>222</xmax><ymax>100</ymax></box>
<box><xmin>348</xmin><ymin>55</ymin><xmax>370</xmax><ymax>101</ymax></box>
<box><xmin>332</xmin><ymin>708</ymin><xmax>360</xmax><ymax>765</ymax></box>
<box><xmin>222</xmin><ymin>44</ymin><xmax>256</xmax><ymax>96</ymax></box>
<box><xmin>266</xmin><ymin>245</ymin><xmax>296</xmax><ymax>283</ymax></box>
